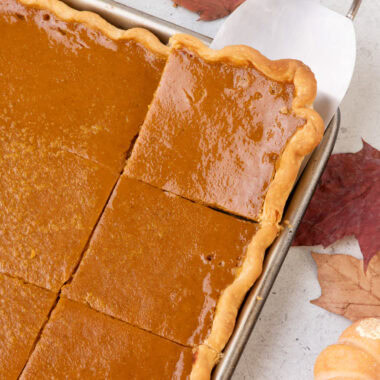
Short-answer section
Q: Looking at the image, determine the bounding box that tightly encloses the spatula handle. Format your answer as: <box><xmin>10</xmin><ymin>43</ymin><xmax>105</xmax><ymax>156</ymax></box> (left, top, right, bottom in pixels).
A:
<box><xmin>347</xmin><ymin>0</ymin><xmax>362</xmax><ymax>20</ymax></box>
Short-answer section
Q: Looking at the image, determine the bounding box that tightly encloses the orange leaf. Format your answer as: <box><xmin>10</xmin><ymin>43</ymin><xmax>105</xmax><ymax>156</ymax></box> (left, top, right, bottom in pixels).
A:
<box><xmin>312</xmin><ymin>252</ymin><xmax>380</xmax><ymax>321</ymax></box>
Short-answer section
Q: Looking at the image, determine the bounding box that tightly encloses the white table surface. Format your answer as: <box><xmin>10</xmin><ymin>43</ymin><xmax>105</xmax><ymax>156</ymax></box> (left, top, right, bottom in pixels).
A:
<box><xmin>117</xmin><ymin>1</ymin><xmax>379</xmax><ymax>378</ymax></box>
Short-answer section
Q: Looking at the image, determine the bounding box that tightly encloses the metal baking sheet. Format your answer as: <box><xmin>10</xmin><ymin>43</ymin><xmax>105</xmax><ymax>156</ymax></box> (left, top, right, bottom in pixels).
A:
<box><xmin>62</xmin><ymin>0</ymin><xmax>340</xmax><ymax>377</ymax></box>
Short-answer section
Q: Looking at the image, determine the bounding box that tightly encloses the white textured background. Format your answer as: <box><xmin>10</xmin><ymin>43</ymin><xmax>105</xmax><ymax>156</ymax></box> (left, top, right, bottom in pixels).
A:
<box><xmin>116</xmin><ymin>1</ymin><xmax>378</xmax><ymax>378</ymax></box>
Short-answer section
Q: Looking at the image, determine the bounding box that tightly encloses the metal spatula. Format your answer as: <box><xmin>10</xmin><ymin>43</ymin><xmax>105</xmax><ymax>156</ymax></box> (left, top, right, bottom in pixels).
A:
<box><xmin>211</xmin><ymin>0</ymin><xmax>362</xmax><ymax>125</ymax></box>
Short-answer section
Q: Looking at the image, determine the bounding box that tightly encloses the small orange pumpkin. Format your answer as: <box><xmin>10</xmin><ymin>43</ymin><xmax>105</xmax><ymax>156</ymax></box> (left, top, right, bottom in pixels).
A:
<box><xmin>314</xmin><ymin>318</ymin><xmax>380</xmax><ymax>380</ymax></box>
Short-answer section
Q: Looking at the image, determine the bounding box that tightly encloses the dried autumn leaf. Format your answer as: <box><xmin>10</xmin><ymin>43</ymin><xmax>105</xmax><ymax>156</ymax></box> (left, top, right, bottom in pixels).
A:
<box><xmin>311</xmin><ymin>252</ymin><xmax>380</xmax><ymax>321</ymax></box>
<box><xmin>294</xmin><ymin>141</ymin><xmax>380</xmax><ymax>269</ymax></box>
<box><xmin>172</xmin><ymin>0</ymin><xmax>245</xmax><ymax>21</ymax></box>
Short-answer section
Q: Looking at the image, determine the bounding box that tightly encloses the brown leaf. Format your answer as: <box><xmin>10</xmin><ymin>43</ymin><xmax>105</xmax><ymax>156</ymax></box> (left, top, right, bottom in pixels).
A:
<box><xmin>172</xmin><ymin>0</ymin><xmax>245</xmax><ymax>21</ymax></box>
<box><xmin>294</xmin><ymin>141</ymin><xmax>380</xmax><ymax>269</ymax></box>
<box><xmin>311</xmin><ymin>252</ymin><xmax>380</xmax><ymax>321</ymax></box>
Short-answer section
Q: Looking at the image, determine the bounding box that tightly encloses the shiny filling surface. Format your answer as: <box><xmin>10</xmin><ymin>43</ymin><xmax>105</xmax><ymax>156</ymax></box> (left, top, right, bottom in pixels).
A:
<box><xmin>127</xmin><ymin>48</ymin><xmax>306</xmax><ymax>220</ymax></box>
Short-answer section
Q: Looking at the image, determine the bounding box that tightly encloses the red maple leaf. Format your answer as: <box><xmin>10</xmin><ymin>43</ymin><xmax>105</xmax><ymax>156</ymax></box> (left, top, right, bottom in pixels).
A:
<box><xmin>293</xmin><ymin>141</ymin><xmax>380</xmax><ymax>269</ymax></box>
<box><xmin>172</xmin><ymin>0</ymin><xmax>245</xmax><ymax>21</ymax></box>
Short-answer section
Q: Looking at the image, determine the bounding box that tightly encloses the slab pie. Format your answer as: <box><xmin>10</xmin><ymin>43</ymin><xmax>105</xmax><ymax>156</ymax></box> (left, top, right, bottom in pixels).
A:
<box><xmin>1</xmin><ymin>0</ymin><xmax>324</xmax><ymax>378</ymax></box>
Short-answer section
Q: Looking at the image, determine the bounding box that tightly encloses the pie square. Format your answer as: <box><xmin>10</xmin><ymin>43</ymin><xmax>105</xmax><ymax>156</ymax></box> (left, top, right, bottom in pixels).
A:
<box><xmin>0</xmin><ymin>130</ymin><xmax>118</xmax><ymax>291</ymax></box>
<box><xmin>63</xmin><ymin>176</ymin><xmax>259</xmax><ymax>346</ymax></box>
<box><xmin>0</xmin><ymin>273</ymin><xmax>56</xmax><ymax>379</ymax></box>
<box><xmin>0</xmin><ymin>0</ymin><xmax>167</xmax><ymax>171</ymax></box>
<box><xmin>126</xmin><ymin>39</ymin><xmax>307</xmax><ymax>221</ymax></box>
<box><xmin>20</xmin><ymin>298</ymin><xmax>193</xmax><ymax>379</ymax></box>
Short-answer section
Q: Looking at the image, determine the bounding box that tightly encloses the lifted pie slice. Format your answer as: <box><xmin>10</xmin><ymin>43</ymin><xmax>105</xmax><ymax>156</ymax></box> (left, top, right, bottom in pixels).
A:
<box><xmin>0</xmin><ymin>0</ymin><xmax>167</xmax><ymax>171</ymax></box>
<box><xmin>0</xmin><ymin>274</ymin><xmax>56</xmax><ymax>379</ymax></box>
<box><xmin>20</xmin><ymin>298</ymin><xmax>193</xmax><ymax>379</ymax></box>
<box><xmin>126</xmin><ymin>34</ymin><xmax>323</xmax><ymax>222</ymax></box>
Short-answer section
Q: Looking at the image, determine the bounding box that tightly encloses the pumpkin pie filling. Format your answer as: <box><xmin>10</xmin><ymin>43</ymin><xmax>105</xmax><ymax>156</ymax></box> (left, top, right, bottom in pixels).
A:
<box><xmin>0</xmin><ymin>0</ymin><xmax>166</xmax><ymax>172</ymax></box>
<box><xmin>126</xmin><ymin>46</ymin><xmax>307</xmax><ymax>221</ymax></box>
<box><xmin>0</xmin><ymin>128</ymin><xmax>118</xmax><ymax>291</ymax></box>
<box><xmin>63</xmin><ymin>176</ymin><xmax>259</xmax><ymax>347</ymax></box>
<box><xmin>20</xmin><ymin>298</ymin><xmax>193</xmax><ymax>379</ymax></box>
<box><xmin>0</xmin><ymin>273</ymin><xmax>56</xmax><ymax>379</ymax></box>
